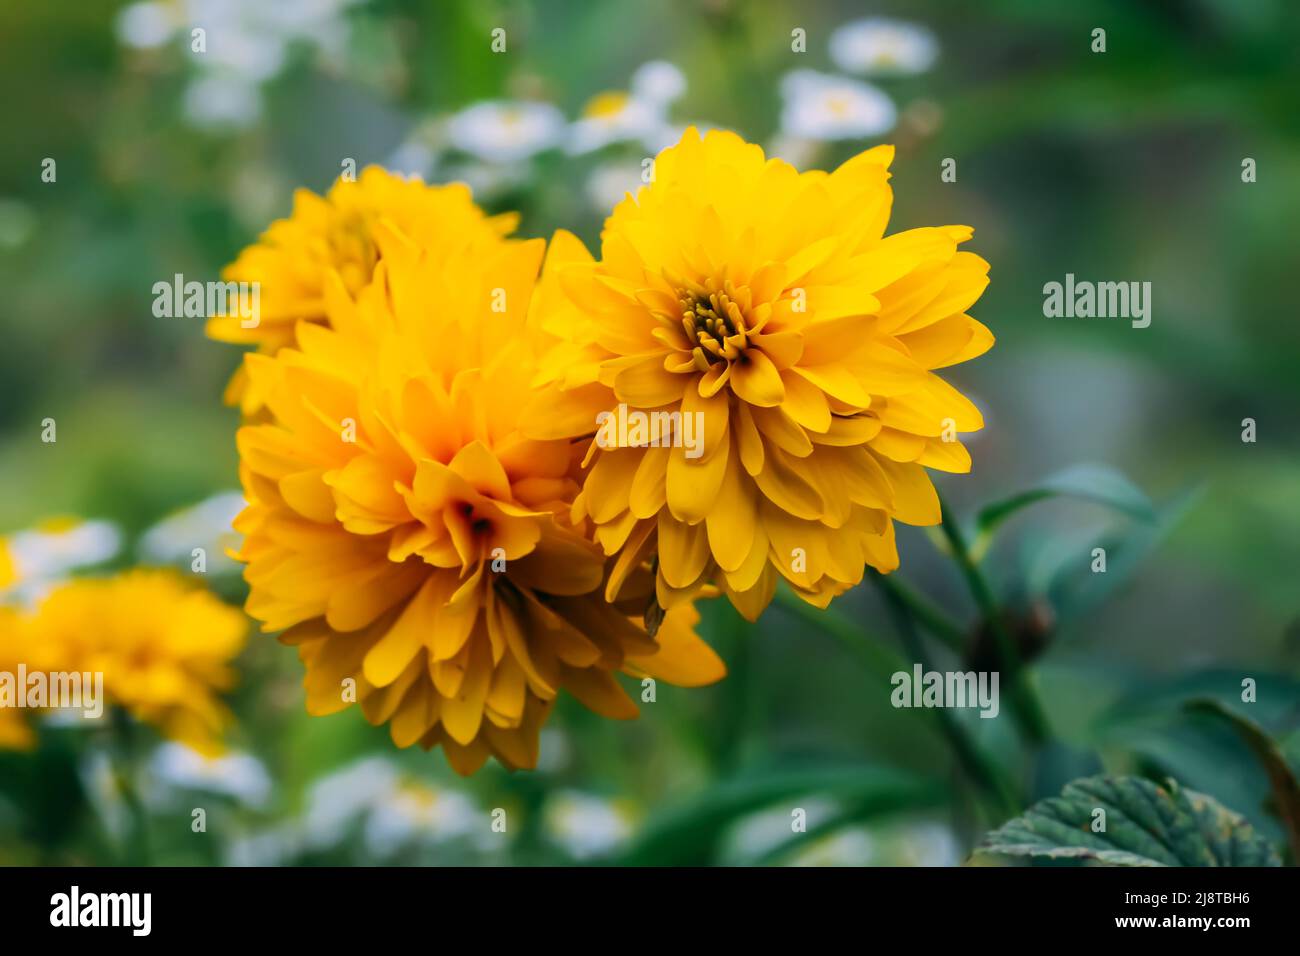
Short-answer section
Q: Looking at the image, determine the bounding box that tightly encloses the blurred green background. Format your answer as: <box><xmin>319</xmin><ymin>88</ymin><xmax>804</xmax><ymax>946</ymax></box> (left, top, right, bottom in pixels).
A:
<box><xmin>1</xmin><ymin>0</ymin><xmax>1297</xmax><ymax>866</ymax></box>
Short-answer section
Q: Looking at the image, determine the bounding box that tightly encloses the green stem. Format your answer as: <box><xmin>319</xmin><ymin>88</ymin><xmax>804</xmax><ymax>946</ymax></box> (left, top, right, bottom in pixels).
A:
<box><xmin>773</xmin><ymin>587</ymin><xmax>905</xmax><ymax>684</ymax></box>
<box><xmin>873</xmin><ymin>575</ymin><xmax>1019</xmax><ymax>817</ymax></box>
<box><xmin>111</xmin><ymin>712</ymin><xmax>152</xmax><ymax>866</ymax></box>
<box><xmin>937</xmin><ymin>492</ymin><xmax>1051</xmax><ymax>744</ymax></box>
<box><xmin>875</xmin><ymin>573</ymin><xmax>966</xmax><ymax>654</ymax></box>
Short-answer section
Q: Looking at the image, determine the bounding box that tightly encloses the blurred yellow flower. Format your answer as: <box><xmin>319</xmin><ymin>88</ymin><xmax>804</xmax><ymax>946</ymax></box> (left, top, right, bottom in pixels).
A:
<box><xmin>207</xmin><ymin>165</ymin><xmax>518</xmax><ymax>412</ymax></box>
<box><xmin>524</xmin><ymin>127</ymin><xmax>992</xmax><ymax>620</ymax></box>
<box><xmin>25</xmin><ymin>570</ymin><xmax>247</xmax><ymax>756</ymax></box>
<box><xmin>0</xmin><ymin>608</ymin><xmax>35</xmax><ymax>750</ymax></box>
<box><xmin>233</xmin><ymin>221</ymin><xmax>725</xmax><ymax>775</ymax></box>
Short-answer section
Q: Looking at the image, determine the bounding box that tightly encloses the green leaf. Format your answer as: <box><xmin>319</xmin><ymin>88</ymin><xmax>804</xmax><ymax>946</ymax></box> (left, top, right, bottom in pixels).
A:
<box><xmin>977</xmin><ymin>774</ymin><xmax>1281</xmax><ymax>867</ymax></box>
<box><xmin>1035</xmin><ymin>484</ymin><xmax>1201</xmax><ymax>625</ymax></box>
<box><xmin>971</xmin><ymin>463</ymin><xmax>1156</xmax><ymax>561</ymax></box>
<box><xmin>616</xmin><ymin>765</ymin><xmax>944</xmax><ymax>866</ymax></box>
<box><xmin>1185</xmin><ymin>698</ymin><xmax>1300</xmax><ymax>861</ymax></box>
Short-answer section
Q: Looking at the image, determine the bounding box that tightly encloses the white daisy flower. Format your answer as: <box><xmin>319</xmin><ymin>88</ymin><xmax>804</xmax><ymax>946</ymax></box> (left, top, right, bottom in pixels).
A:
<box><xmin>299</xmin><ymin>757</ymin><xmax>490</xmax><ymax>857</ymax></box>
<box><xmin>147</xmin><ymin>742</ymin><xmax>272</xmax><ymax>809</ymax></box>
<box><xmin>630</xmin><ymin>60</ymin><xmax>686</xmax><ymax>107</ymax></box>
<box><xmin>543</xmin><ymin>791</ymin><xmax>636</xmax><ymax>860</ymax></box>
<box><xmin>225</xmin><ymin>825</ymin><xmax>301</xmax><ymax>867</ymax></box>
<box><xmin>584</xmin><ymin>160</ymin><xmax>649</xmax><ymax>213</ymax></box>
<box><xmin>448</xmin><ymin>101</ymin><xmax>566</xmax><ymax>164</ymax></box>
<box><xmin>779</xmin><ymin>70</ymin><xmax>896</xmax><ymax>142</ymax></box>
<box><xmin>569</xmin><ymin>61</ymin><xmax>687</xmax><ymax>156</ymax></box>
<box><xmin>2</xmin><ymin>518</ymin><xmax>121</xmax><ymax>604</ymax></box>
<box><xmin>569</xmin><ymin>91</ymin><xmax>665</xmax><ymax>155</ymax></box>
<box><xmin>829</xmin><ymin>17</ymin><xmax>939</xmax><ymax>76</ymax></box>
<box><xmin>138</xmin><ymin>490</ymin><xmax>244</xmax><ymax>573</ymax></box>
<box><xmin>115</xmin><ymin>2</ymin><xmax>178</xmax><ymax>50</ymax></box>
<box><xmin>385</xmin><ymin>140</ymin><xmax>438</xmax><ymax>180</ymax></box>
<box><xmin>362</xmin><ymin>780</ymin><xmax>483</xmax><ymax>857</ymax></box>
<box><xmin>301</xmin><ymin>756</ymin><xmax>401</xmax><ymax>848</ymax></box>
<box><xmin>182</xmin><ymin>73</ymin><xmax>262</xmax><ymax>130</ymax></box>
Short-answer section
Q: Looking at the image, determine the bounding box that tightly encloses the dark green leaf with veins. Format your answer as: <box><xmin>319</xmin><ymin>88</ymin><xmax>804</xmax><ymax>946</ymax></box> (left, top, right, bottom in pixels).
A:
<box><xmin>977</xmin><ymin>775</ymin><xmax>1281</xmax><ymax>866</ymax></box>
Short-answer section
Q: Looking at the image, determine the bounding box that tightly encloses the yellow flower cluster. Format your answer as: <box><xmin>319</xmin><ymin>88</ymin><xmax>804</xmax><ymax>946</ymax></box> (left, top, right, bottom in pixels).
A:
<box><xmin>0</xmin><ymin>569</ymin><xmax>247</xmax><ymax>755</ymax></box>
<box><xmin>207</xmin><ymin>166</ymin><xmax>518</xmax><ymax>413</ymax></box>
<box><xmin>211</xmin><ymin>131</ymin><xmax>992</xmax><ymax>774</ymax></box>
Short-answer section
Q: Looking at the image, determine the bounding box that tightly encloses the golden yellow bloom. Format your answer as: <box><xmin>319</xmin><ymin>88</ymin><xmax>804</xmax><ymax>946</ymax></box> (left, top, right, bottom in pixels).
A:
<box><xmin>207</xmin><ymin>166</ymin><xmax>518</xmax><ymax>411</ymax></box>
<box><xmin>524</xmin><ymin>128</ymin><xmax>993</xmax><ymax>620</ymax></box>
<box><xmin>0</xmin><ymin>608</ymin><xmax>35</xmax><ymax>750</ymax></box>
<box><xmin>23</xmin><ymin>570</ymin><xmax>247</xmax><ymax>755</ymax></box>
<box><xmin>0</xmin><ymin>538</ymin><xmax>14</xmax><ymax>591</ymax></box>
<box><xmin>233</xmin><ymin>221</ymin><xmax>725</xmax><ymax>775</ymax></box>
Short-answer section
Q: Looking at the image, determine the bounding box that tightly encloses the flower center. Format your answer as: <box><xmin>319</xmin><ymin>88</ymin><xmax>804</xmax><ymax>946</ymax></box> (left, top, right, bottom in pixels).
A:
<box><xmin>681</xmin><ymin>289</ymin><xmax>749</xmax><ymax>368</ymax></box>
<box><xmin>329</xmin><ymin>212</ymin><xmax>379</xmax><ymax>293</ymax></box>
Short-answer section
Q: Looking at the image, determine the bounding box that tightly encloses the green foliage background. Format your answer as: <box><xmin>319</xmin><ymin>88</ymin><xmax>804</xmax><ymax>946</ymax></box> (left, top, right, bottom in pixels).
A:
<box><xmin>0</xmin><ymin>0</ymin><xmax>1297</xmax><ymax>866</ymax></box>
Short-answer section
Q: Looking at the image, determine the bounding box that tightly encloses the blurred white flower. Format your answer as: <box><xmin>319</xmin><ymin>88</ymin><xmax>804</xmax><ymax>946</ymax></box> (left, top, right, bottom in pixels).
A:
<box><xmin>779</xmin><ymin>70</ymin><xmax>896</xmax><ymax>141</ymax></box>
<box><xmin>569</xmin><ymin>62</ymin><xmax>686</xmax><ymax>155</ymax></box>
<box><xmin>631</xmin><ymin>60</ymin><xmax>687</xmax><ymax>107</ymax></box>
<box><xmin>719</xmin><ymin>797</ymin><xmax>840</xmax><ymax>863</ymax></box>
<box><xmin>301</xmin><ymin>756</ymin><xmax>400</xmax><ymax>849</ymax></box>
<box><xmin>448</xmin><ymin>101</ymin><xmax>565</xmax><ymax>164</ymax></box>
<box><xmin>543</xmin><ymin>791</ymin><xmax>636</xmax><ymax>860</ymax></box>
<box><xmin>147</xmin><ymin>742</ymin><xmax>272</xmax><ymax>809</ymax></box>
<box><xmin>138</xmin><ymin>490</ymin><xmax>244</xmax><ymax>573</ymax></box>
<box><xmin>300</xmin><ymin>757</ymin><xmax>491</xmax><ymax>857</ymax></box>
<box><xmin>185</xmin><ymin>0</ymin><xmax>362</xmax><ymax>61</ymax></box>
<box><xmin>789</xmin><ymin>827</ymin><xmax>876</xmax><ymax>866</ymax></box>
<box><xmin>829</xmin><ymin>17</ymin><xmax>939</xmax><ymax>76</ymax></box>
<box><xmin>363</xmin><ymin>780</ymin><xmax>484</xmax><ymax>857</ymax></box>
<box><xmin>116</xmin><ymin>0</ymin><xmax>367</xmax><ymax>131</ymax></box>
<box><xmin>787</xmin><ymin>821</ymin><xmax>961</xmax><ymax>866</ymax></box>
<box><xmin>584</xmin><ymin>161</ymin><xmax>646</xmax><ymax>214</ymax></box>
<box><xmin>225</xmin><ymin>825</ymin><xmax>301</xmax><ymax>866</ymax></box>
<box><xmin>183</xmin><ymin>73</ymin><xmax>262</xmax><ymax>129</ymax></box>
<box><xmin>255</xmin><ymin>0</ymin><xmax>363</xmax><ymax>54</ymax></box>
<box><xmin>570</xmin><ymin>92</ymin><xmax>663</xmax><ymax>155</ymax></box>
<box><xmin>765</xmin><ymin>133</ymin><xmax>821</xmax><ymax>169</ymax></box>
<box><xmin>115</xmin><ymin>2</ymin><xmax>178</xmax><ymax>50</ymax></box>
<box><xmin>2</xmin><ymin>518</ymin><xmax>121</xmax><ymax>605</ymax></box>
<box><xmin>385</xmin><ymin>141</ymin><xmax>437</xmax><ymax>180</ymax></box>
<box><xmin>437</xmin><ymin>161</ymin><xmax>529</xmax><ymax>203</ymax></box>
<box><xmin>642</xmin><ymin>124</ymin><xmax>680</xmax><ymax>156</ymax></box>
<box><xmin>190</xmin><ymin>30</ymin><xmax>287</xmax><ymax>83</ymax></box>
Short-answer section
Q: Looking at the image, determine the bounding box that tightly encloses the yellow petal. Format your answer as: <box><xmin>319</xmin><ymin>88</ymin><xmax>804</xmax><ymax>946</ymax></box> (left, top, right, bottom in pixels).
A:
<box><xmin>729</xmin><ymin>350</ymin><xmax>786</xmax><ymax>407</ymax></box>
<box><xmin>656</xmin><ymin>510</ymin><xmax>712</xmax><ymax>589</ymax></box>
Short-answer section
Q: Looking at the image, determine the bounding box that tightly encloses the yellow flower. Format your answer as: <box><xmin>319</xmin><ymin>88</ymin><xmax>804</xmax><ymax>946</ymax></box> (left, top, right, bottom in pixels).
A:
<box><xmin>207</xmin><ymin>166</ymin><xmax>519</xmax><ymax>412</ymax></box>
<box><xmin>233</xmin><ymin>221</ymin><xmax>725</xmax><ymax>775</ymax></box>
<box><xmin>524</xmin><ymin>128</ymin><xmax>992</xmax><ymax>620</ymax></box>
<box><xmin>0</xmin><ymin>538</ymin><xmax>14</xmax><ymax>590</ymax></box>
<box><xmin>0</xmin><ymin>608</ymin><xmax>35</xmax><ymax>750</ymax></box>
<box><xmin>23</xmin><ymin>570</ymin><xmax>247</xmax><ymax>755</ymax></box>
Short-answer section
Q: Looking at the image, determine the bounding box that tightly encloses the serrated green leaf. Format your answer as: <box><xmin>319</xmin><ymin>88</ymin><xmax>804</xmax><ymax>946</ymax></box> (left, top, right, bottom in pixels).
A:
<box><xmin>977</xmin><ymin>774</ymin><xmax>1281</xmax><ymax>867</ymax></box>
